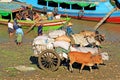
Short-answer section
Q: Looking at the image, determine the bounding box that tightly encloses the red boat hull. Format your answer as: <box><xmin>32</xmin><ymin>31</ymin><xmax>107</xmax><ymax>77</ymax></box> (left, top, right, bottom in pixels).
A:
<box><xmin>81</xmin><ymin>17</ymin><xmax>120</xmax><ymax>24</ymax></box>
<box><xmin>61</xmin><ymin>14</ymin><xmax>120</xmax><ymax>24</ymax></box>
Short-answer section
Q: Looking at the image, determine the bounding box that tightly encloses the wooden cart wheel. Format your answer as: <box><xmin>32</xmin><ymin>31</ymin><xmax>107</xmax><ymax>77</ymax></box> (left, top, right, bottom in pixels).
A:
<box><xmin>38</xmin><ymin>49</ymin><xmax>60</xmax><ymax>71</ymax></box>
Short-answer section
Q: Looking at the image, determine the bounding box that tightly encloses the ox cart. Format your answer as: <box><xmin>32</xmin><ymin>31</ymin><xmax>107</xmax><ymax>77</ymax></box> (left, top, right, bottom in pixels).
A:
<box><xmin>38</xmin><ymin>49</ymin><xmax>61</xmax><ymax>71</ymax></box>
<box><xmin>33</xmin><ymin>45</ymin><xmax>69</xmax><ymax>71</ymax></box>
<box><xmin>32</xmin><ymin>30</ymin><xmax>105</xmax><ymax>71</ymax></box>
<box><xmin>32</xmin><ymin>30</ymin><xmax>70</xmax><ymax>71</ymax></box>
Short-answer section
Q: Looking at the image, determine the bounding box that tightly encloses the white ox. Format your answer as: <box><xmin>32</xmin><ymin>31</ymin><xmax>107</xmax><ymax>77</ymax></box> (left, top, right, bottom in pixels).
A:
<box><xmin>71</xmin><ymin>30</ymin><xmax>105</xmax><ymax>47</ymax></box>
<box><xmin>70</xmin><ymin>46</ymin><xmax>99</xmax><ymax>54</ymax></box>
<box><xmin>71</xmin><ymin>34</ymin><xmax>100</xmax><ymax>47</ymax></box>
<box><xmin>80</xmin><ymin>30</ymin><xmax>105</xmax><ymax>44</ymax></box>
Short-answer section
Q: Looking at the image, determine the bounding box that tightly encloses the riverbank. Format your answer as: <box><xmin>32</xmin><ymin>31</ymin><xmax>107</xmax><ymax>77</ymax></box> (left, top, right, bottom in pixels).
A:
<box><xmin>0</xmin><ymin>19</ymin><xmax>120</xmax><ymax>80</ymax></box>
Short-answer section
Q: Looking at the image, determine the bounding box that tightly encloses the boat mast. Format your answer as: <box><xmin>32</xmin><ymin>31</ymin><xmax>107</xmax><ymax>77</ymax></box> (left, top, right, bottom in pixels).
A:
<box><xmin>58</xmin><ymin>3</ymin><xmax>60</xmax><ymax>8</ymax></box>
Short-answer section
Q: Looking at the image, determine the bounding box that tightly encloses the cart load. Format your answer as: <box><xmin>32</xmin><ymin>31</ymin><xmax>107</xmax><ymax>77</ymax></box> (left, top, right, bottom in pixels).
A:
<box><xmin>32</xmin><ymin>30</ymin><xmax>70</xmax><ymax>71</ymax></box>
<box><xmin>32</xmin><ymin>30</ymin><xmax>106</xmax><ymax>71</ymax></box>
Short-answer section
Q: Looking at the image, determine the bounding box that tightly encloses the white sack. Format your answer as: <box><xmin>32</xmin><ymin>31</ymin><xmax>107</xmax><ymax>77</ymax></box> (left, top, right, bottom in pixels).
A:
<box><xmin>48</xmin><ymin>30</ymin><xmax>66</xmax><ymax>38</ymax></box>
<box><xmin>33</xmin><ymin>35</ymin><xmax>49</xmax><ymax>45</ymax></box>
<box><xmin>70</xmin><ymin>46</ymin><xmax>99</xmax><ymax>54</ymax></box>
<box><xmin>32</xmin><ymin>35</ymin><xmax>54</xmax><ymax>56</ymax></box>
<box><xmin>34</xmin><ymin>35</ymin><xmax>48</xmax><ymax>41</ymax></box>
<box><xmin>33</xmin><ymin>35</ymin><xmax>54</xmax><ymax>45</ymax></box>
<box><xmin>53</xmin><ymin>41</ymin><xmax>70</xmax><ymax>50</ymax></box>
<box><xmin>59</xmin><ymin>52</ymin><xmax>68</xmax><ymax>59</ymax></box>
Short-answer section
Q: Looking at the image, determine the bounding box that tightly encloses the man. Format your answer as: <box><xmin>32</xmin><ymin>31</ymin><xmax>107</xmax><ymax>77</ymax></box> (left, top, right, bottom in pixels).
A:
<box><xmin>13</xmin><ymin>18</ymin><xmax>19</xmax><ymax>30</ymax></box>
<box><xmin>38</xmin><ymin>24</ymin><xmax>43</xmax><ymax>36</ymax></box>
<box><xmin>8</xmin><ymin>19</ymin><xmax>14</xmax><ymax>38</ymax></box>
<box><xmin>33</xmin><ymin>12</ymin><xmax>41</xmax><ymax>21</ymax></box>
<box><xmin>66</xmin><ymin>22</ymin><xmax>74</xmax><ymax>37</ymax></box>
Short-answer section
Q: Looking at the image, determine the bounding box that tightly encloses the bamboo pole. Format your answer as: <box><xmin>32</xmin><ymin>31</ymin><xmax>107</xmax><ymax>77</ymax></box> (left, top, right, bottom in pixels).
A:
<box><xmin>94</xmin><ymin>8</ymin><xmax>117</xmax><ymax>31</ymax></box>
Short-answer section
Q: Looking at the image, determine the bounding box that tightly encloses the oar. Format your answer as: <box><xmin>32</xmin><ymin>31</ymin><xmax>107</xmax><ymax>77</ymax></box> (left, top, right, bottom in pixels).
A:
<box><xmin>25</xmin><ymin>22</ymin><xmax>37</xmax><ymax>34</ymax></box>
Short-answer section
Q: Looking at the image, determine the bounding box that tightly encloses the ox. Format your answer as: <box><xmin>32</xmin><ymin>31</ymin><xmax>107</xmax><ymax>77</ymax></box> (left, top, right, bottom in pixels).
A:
<box><xmin>81</xmin><ymin>30</ymin><xmax>105</xmax><ymax>44</ymax></box>
<box><xmin>71</xmin><ymin>30</ymin><xmax>105</xmax><ymax>47</ymax></box>
<box><xmin>71</xmin><ymin>33</ymin><xmax>100</xmax><ymax>47</ymax></box>
<box><xmin>68</xmin><ymin>51</ymin><xmax>103</xmax><ymax>73</ymax></box>
<box><xmin>70</xmin><ymin>46</ymin><xmax>99</xmax><ymax>54</ymax></box>
<box><xmin>79</xmin><ymin>30</ymin><xmax>96</xmax><ymax>37</ymax></box>
<box><xmin>70</xmin><ymin>46</ymin><xmax>109</xmax><ymax>61</ymax></box>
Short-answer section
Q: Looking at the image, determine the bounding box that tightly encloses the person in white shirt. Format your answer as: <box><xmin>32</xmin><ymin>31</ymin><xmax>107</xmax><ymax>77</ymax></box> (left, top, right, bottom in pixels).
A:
<box><xmin>8</xmin><ymin>19</ymin><xmax>14</xmax><ymax>38</ymax></box>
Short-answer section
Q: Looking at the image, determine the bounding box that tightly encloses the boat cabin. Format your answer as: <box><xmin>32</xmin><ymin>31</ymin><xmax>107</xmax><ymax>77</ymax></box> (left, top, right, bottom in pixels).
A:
<box><xmin>37</xmin><ymin>0</ymin><xmax>99</xmax><ymax>11</ymax></box>
<box><xmin>0</xmin><ymin>2</ymin><xmax>32</xmax><ymax>21</ymax></box>
<box><xmin>15</xmin><ymin>0</ymin><xmax>120</xmax><ymax>23</ymax></box>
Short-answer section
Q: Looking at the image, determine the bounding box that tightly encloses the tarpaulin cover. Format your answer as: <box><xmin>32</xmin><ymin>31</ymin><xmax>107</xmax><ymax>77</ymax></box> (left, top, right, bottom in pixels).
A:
<box><xmin>45</xmin><ymin>0</ymin><xmax>96</xmax><ymax>7</ymax></box>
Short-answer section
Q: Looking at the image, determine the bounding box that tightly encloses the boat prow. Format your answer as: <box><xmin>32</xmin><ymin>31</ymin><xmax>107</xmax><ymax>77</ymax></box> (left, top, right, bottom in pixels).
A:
<box><xmin>0</xmin><ymin>2</ymin><xmax>71</xmax><ymax>32</ymax></box>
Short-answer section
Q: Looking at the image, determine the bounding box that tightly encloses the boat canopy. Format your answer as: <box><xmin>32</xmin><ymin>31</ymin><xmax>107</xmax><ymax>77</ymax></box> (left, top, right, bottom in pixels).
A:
<box><xmin>45</xmin><ymin>0</ymin><xmax>97</xmax><ymax>7</ymax></box>
<box><xmin>0</xmin><ymin>10</ymin><xmax>11</xmax><ymax>16</ymax></box>
<box><xmin>0</xmin><ymin>2</ymin><xmax>31</xmax><ymax>16</ymax></box>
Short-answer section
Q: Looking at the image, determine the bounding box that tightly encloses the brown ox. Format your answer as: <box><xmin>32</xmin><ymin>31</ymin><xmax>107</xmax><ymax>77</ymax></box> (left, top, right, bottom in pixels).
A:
<box><xmin>68</xmin><ymin>51</ymin><xmax>103</xmax><ymax>73</ymax></box>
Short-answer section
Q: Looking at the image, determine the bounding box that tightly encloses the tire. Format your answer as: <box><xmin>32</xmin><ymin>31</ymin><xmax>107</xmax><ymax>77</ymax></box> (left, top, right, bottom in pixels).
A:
<box><xmin>38</xmin><ymin>49</ymin><xmax>60</xmax><ymax>71</ymax></box>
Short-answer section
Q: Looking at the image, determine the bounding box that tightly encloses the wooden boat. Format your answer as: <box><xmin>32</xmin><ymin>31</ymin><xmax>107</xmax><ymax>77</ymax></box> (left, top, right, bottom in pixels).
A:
<box><xmin>0</xmin><ymin>2</ymin><xmax>71</xmax><ymax>32</ymax></box>
<box><xmin>15</xmin><ymin>0</ymin><xmax>120</xmax><ymax>23</ymax></box>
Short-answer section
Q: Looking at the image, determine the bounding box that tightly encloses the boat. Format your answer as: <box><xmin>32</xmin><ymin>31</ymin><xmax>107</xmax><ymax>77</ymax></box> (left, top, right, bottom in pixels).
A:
<box><xmin>0</xmin><ymin>1</ymin><xmax>71</xmax><ymax>32</ymax></box>
<box><xmin>15</xmin><ymin>0</ymin><xmax>120</xmax><ymax>24</ymax></box>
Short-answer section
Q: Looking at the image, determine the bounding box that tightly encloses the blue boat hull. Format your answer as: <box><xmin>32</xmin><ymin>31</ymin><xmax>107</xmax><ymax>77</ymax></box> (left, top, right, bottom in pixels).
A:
<box><xmin>16</xmin><ymin>0</ymin><xmax>120</xmax><ymax>23</ymax></box>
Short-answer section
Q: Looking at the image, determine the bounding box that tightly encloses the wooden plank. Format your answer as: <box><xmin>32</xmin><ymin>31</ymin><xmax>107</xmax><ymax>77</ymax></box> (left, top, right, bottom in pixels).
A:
<box><xmin>94</xmin><ymin>8</ymin><xmax>117</xmax><ymax>31</ymax></box>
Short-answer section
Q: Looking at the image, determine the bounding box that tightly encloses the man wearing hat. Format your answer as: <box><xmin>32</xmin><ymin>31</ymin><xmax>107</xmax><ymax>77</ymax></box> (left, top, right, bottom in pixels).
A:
<box><xmin>66</xmin><ymin>22</ymin><xmax>74</xmax><ymax>37</ymax></box>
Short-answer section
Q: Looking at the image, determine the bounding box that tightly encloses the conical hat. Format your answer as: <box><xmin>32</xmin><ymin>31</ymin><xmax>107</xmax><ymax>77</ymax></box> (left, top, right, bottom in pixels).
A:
<box><xmin>67</xmin><ymin>22</ymin><xmax>73</xmax><ymax>26</ymax></box>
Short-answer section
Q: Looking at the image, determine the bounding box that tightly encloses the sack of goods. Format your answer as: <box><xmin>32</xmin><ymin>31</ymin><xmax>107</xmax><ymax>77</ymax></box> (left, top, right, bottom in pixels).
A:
<box><xmin>48</xmin><ymin>30</ymin><xmax>66</xmax><ymax>38</ymax></box>
<box><xmin>55</xmin><ymin>35</ymin><xmax>71</xmax><ymax>42</ymax></box>
<box><xmin>53</xmin><ymin>41</ymin><xmax>70</xmax><ymax>50</ymax></box>
<box><xmin>32</xmin><ymin>35</ymin><xmax>49</xmax><ymax>45</ymax></box>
